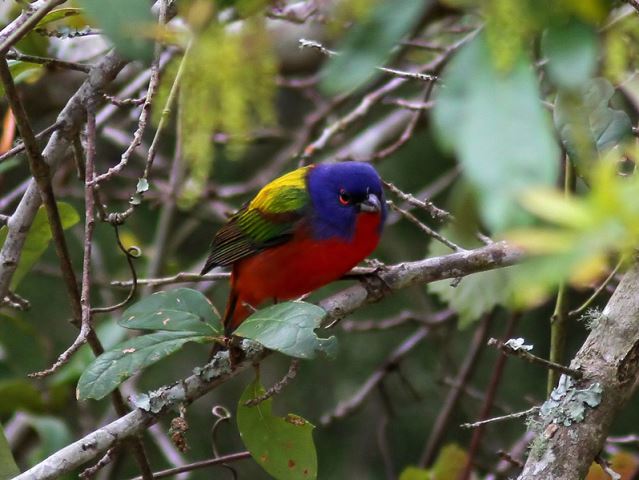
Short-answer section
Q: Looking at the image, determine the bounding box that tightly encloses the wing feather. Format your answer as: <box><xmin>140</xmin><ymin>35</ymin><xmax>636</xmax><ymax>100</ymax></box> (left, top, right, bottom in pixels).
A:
<box><xmin>200</xmin><ymin>167</ymin><xmax>312</xmax><ymax>274</ymax></box>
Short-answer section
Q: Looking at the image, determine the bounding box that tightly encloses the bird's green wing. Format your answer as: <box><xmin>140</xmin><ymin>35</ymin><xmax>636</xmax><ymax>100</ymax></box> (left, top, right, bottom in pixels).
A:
<box><xmin>201</xmin><ymin>167</ymin><xmax>311</xmax><ymax>273</ymax></box>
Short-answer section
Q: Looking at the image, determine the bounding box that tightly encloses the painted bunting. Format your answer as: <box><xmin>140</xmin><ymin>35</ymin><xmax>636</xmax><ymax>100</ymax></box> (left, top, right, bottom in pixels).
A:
<box><xmin>201</xmin><ymin>162</ymin><xmax>387</xmax><ymax>334</ymax></box>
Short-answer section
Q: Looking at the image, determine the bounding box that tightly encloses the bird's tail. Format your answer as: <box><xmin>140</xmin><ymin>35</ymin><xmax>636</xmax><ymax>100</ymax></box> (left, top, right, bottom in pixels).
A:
<box><xmin>222</xmin><ymin>288</ymin><xmax>254</xmax><ymax>336</ymax></box>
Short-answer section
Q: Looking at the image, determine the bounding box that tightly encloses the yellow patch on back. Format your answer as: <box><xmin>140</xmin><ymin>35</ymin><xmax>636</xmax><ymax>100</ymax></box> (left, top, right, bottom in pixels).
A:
<box><xmin>250</xmin><ymin>166</ymin><xmax>311</xmax><ymax>211</ymax></box>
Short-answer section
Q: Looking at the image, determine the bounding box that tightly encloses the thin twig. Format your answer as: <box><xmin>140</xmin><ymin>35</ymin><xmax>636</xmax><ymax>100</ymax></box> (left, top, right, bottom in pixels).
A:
<box><xmin>103</xmin><ymin>40</ymin><xmax>188</xmax><ymax>224</ymax></box>
<box><xmin>496</xmin><ymin>450</ymin><xmax>524</xmax><ymax>469</ymax></box>
<box><xmin>487</xmin><ymin>338</ymin><xmax>582</xmax><ymax>379</ymax></box>
<box><xmin>383</xmin><ymin>98</ymin><xmax>435</xmax><ymax>111</ymax></box>
<box><xmin>384</xmin><ymin>180</ymin><xmax>451</xmax><ymax>221</ymax></box>
<box><xmin>129</xmin><ymin>451</ymin><xmax>251</xmax><ymax>480</ymax></box>
<box><xmin>569</xmin><ymin>259</ymin><xmax>623</xmax><ymax>318</ymax></box>
<box><xmin>299</xmin><ymin>39</ymin><xmax>438</xmax><ymax>81</ymax></box>
<box><xmin>79</xmin><ymin>447</ymin><xmax>118</xmax><ymax>479</ymax></box>
<box><xmin>607</xmin><ymin>434</ymin><xmax>639</xmax><ymax>444</ymax></box>
<box><xmin>376</xmin><ymin>387</ymin><xmax>395</xmax><ymax>480</ymax></box>
<box><xmin>141</xmin><ymin>98</ymin><xmax>185</xmax><ymax>296</ymax></box>
<box><xmin>103</xmin><ymin>93</ymin><xmax>147</xmax><ymax>107</ymax></box>
<box><xmin>389</xmin><ymin>201</ymin><xmax>463</xmax><ymax>251</ymax></box>
<box><xmin>625</xmin><ymin>0</ymin><xmax>639</xmax><ymax>13</ymax></box>
<box><xmin>91</xmin><ymin>225</ymin><xmax>140</xmax><ymax>313</ymax></box>
<box><xmin>29</xmin><ymin>104</ymin><xmax>97</xmax><ymax>378</ymax></box>
<box><xmin>112</xmin><ymin>271</ymin><xmax>230</xmax><ymax>288</ymax></box>
<box><xmin>341</xmin><ymin>308</ymin><xmax>454</xmax><ymax>332</ymax></box>
<box><xmin>377</xmin><ymin>66</ymin><xmax>437</xmax><ymax>82</ymax></box>
<box><xmin>244</xmin><ymin>359</ymin><xmax>300</xmax><ymax>406</ymax></box>
<box><xmin>366</xmin><ymin>82</ymin><xmax>436</xmax><ymax>161</ymax></box>
<box><xmin>298</xmin><ymin>38</ymin><xmax>338</xmax><ymax>56</ymax></box>
<box><xmin>595</xmin><ymin>454</ymin><xmax>622</xmax><ymax>480</ymax></box>
<box><xmin>300</xmin><ymin>29</ymin><xmax>479</xmax><ymax>159</ymax></box>
<box><xmin>90</xmin><ymin>7</ymin><xmax>167</xmax><ymax>187</ymax></box>
<box><xmin>402</xmin><ymin>38</ymin><xmax>447</xmax><ymax>51</ymax></box>
<box><xmin>0</xmin><ymin>121</ymin><xmax>61</xmax><ymax>164</ymax></box>
<box><xmin>460</xmin><ymin>407</ymin><xmax>540</xmax><ymax>429</ymax></box>
<box><xmin>112</xmin><ymin>266</ymin><xmax>382</xmax><ymax>289</ymax></box>
<box><xmin>267</xmin><ymin>2</ymin><xmax>318</xmax><ymax>23</ymax></box>
<box><xmin>6</xmin><ymin>49</ymin><xmax>91</xmax><ymax>72</ymax></box>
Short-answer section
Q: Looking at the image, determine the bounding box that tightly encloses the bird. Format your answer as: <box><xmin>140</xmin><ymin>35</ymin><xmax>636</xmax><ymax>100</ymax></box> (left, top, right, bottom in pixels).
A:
<box><xmin>201</xmin><ymin>161</ymin><xmax>387</xmax><ymax>335</ymax></box>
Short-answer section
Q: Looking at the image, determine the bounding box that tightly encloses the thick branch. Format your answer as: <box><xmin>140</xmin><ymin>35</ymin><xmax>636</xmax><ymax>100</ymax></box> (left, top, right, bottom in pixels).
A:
<box><xmin>320</xmin><ymin>241</ymin><xmax>521</xmax><ymax>325</ymax></box>
<box><xmin>519</xmin><ymin>263</ymin><xmax>639</xmax><ymax>479</ymax></box>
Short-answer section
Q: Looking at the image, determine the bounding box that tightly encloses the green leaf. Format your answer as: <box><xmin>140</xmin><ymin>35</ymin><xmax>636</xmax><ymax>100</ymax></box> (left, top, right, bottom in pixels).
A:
<box><xmin>35</xmin><ymin>8</ymin><xmax>83</xmax><ymax>28</ymax></box>
<box><xmin>77</xmin><ymin>331</ymin><xmax>212</xmax><ymax>400</ymax></box>
<box><xmin>119</xmin><ymin>288</ymin><xmax>222</xmax><ymax>335</ymax></box>
<box><xmin>431</xmin><ymin>444</ymin><xmax>468</xmax><ymax>480</ymax></box>
<box><xmin>79</xmin><ymin>0</ymin><xmax>154</xmax><ymax>62</ymax></box>
<box><xmin>0</xmin><ymin>60</ymin><xmax>45</xmax><ymax>97</ymax></box>
<box><xmin>0</xmin><ymin>424</ymin><xmax>19</xmax><ymax>479</ymax></box>
<box><xmin>542</xmin><ymin>20</ymin><xmax>598</xmax><ymax>90</ymax></box>
<box><xmin>554</xmin><ymin>78</ymin><xmax>633</xmax><ymax>175</ymax></box>
<box><xmin>398</xmin><ymin>444</ymin><xmax>467</xmax><ymax>480</ymax></box>
<box><xmin>0</xmin><ymin>202</ymin><xmax>79</xmax><ymax>289</ymax></box>
<box><xmin>321</xmin><ymin>0</ymin><xmax>430</xmax><ymax>94</ymax></box>
<box><xmin>433</xmin><ymin>34</ymin><xmax>559</xmax><ymax>232</ymax></box>
<box><xmin>234</xmin><ymin>302</ymin><xmax>336</xmax><ymax>359</ymax></box>
<box><xmin>237</xmin><ymin>378</ymin><xmax>317</xmax><ymax>480</ymax></box>
<box><xmin>398</xmin><ymin>466</ymin><xmax>429</xmax><ymax>480</ymax></box>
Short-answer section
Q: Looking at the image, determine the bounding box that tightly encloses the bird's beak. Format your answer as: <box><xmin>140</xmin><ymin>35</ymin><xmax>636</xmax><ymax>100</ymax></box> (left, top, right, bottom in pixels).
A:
<box><xmin>359</xmin><ymin>193</ymin><xmax>381</xmax><ymax>213</ymax></box>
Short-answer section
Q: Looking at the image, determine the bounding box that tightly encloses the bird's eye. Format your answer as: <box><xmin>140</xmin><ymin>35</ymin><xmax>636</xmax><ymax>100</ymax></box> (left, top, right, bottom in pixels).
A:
<box><xmin>338</xmin><ymin>189</ymin><xmax>351</xmax><ymax>206</ymax></box>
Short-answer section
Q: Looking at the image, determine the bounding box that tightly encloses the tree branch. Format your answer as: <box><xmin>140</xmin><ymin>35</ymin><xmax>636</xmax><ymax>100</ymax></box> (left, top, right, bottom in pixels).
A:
<box><xmin>0</xmin><ymin>50</ymin><xmax>126</xmax><ymax>302</ymax></box>
<box><xmin>15</xmin><ymin>242</ymin><xmax>522</xmax><ymax>479</ymax></box>
<box><xmin>519</xmin><ymin>263</ymin><xmax>639</xmax><ymax>479</ymax></box>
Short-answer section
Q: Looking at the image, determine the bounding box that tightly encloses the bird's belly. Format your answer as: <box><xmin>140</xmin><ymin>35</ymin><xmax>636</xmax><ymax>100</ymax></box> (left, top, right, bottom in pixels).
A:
<box><xmin>234</xmin><ymin>213</ymin><xmax>381</xmax><ymax>305</ymax></box>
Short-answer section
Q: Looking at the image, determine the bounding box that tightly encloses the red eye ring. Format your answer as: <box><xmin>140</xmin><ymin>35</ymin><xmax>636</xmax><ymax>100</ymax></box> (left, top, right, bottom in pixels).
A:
<box><xmin>338</xmin><ymin>189</ymin><xmax>351</xmax><ymax>206</ymax></box>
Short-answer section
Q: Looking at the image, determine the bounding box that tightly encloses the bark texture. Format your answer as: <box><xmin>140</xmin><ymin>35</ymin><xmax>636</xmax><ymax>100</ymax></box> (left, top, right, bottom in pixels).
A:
<box><xmin>519</xmin><ymin>264</ymin><xmax>639</xmax><ymax>479</ymax></box>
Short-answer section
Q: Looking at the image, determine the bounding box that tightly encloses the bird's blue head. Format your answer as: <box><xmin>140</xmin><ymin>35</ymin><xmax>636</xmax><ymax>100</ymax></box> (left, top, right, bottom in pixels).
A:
<box><xmin>306</xmin><ymin>162</ymin><xmax>386</xmax><ymax>240</ymax></box>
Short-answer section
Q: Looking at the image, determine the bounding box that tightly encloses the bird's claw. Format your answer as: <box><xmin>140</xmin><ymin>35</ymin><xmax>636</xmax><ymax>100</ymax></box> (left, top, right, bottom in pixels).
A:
<box><xmin>358</xmin><ymin>268</ymin><xmax>392</xmax><ymax>301</ymax></box>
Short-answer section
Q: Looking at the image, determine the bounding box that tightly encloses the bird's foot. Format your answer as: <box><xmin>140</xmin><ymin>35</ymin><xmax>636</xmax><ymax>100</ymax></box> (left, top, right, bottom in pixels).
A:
<box><xmin>363</xmin><ymin>258</ymin><xmax>386</xmax><ymax>270</ymax></box>
<box><xmin>208</xmin><ymin>335</ymin><xmax>244</xmax><ymax>369</ymax></box>
<box><xmin>357</xmin><ymin>266</ymin><xmax>392</xmax><ymax>301</ymax></box>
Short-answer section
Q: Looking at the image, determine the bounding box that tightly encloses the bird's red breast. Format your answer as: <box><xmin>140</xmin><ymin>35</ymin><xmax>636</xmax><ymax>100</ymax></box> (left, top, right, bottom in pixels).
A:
<box><xmin>226</xmin><ymin>211</ymin><xmax>382</xmax><ymax>331</ymax></box>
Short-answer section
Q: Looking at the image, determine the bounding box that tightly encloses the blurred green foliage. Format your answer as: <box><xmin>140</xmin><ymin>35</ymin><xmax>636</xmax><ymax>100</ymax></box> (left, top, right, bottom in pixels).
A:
<box><xmin>433</xmin><ymin>33</ymin><xmax>559</xmax><ymax>232</ymax></box>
